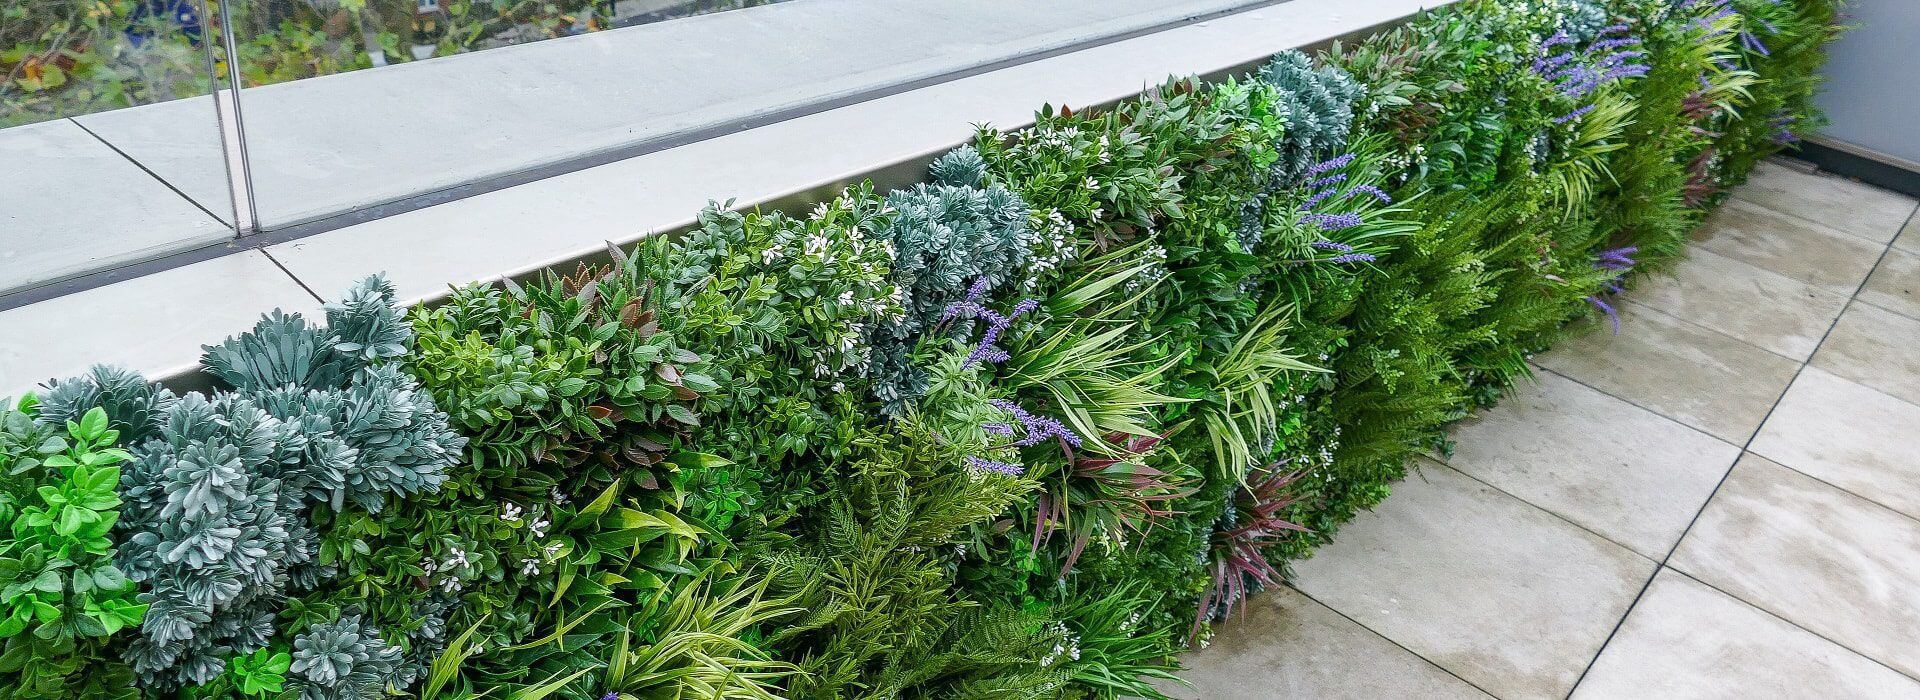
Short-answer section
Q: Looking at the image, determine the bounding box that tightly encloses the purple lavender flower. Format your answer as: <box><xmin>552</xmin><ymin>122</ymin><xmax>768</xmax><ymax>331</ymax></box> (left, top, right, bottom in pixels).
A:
<box><xmin>1541</xmin><ymin>30</ymin><xmax>1573</xmax><ymax>50</ymax></box>
<box><xmin>1554</xmin><ymin>105</ymin><xmax>1598</xmax><ymax>124</ymax></box>
<box><xmin>1587</xmin><ymin>295</ymin><xmax>1622</xmax><ymax>334</ymax></box>
<box><xmin>943</xmin><ymin>278</ymin><xmax>1038</xmax><ymax>368</ymax></box>
<box><xmin>1327</xmin><ymin>252</ymin><xmax>1377</xmax><ymax>264</ymax></box>
<box><xmin>1302</xmin><ymin>212</ymin><xmax>1363</xmax><ymax>231</ymax></box>
<box><xmin>966</xmin><ymin>455</ymin><xmax>1026</xmax><ymax>476</ymax></box>
<box><xmin>1587</xmin><ymin>37</ymin><xmax>1642</xmax><ymax>52</ymax></box>
<box><xmin>1308</xmin><ymin>173</ymin><xmax>1348</xmax><ymax>189</ymax></box>
<box><xmin>987</xmin><ymin>399</ymin><xmax>1083</xmax><ymax>448</ymax></box>
<box><xmin>1349</xmin><ymin>184</ymin><xmax>1392</xmax><ymax>204</ymax></box>
<box><xmin>1301</xmin><ymin>185</ymin><xmax>1342</xmax><ymax>209</ymax></box>
<box><xmin>1598</xmin><ymin>23</ymin><xmax>1630</xmax><ymax>36</ymax></box>
<box><xmin>1740</xmin><ymin>30</ymin><xmax>1771</xmax><ymax>56</ymax></box>
<box><xmin>1305</xmin><ymin>153</ymin><xmax>1355</xmax><ymax>177</ymax></box>
<box><xmin>1311</xmin><ymin>239</ymin><xmax>1355</xmax><ymax>252</ymax></box>
<box><xmin>1769</xmin><ymin>111</ymin><xmax>1800</xmax><ymax>145</ymax></box>
<box><xmin>1595</xmin><ymin>246</ymin><xmax>1639</xmax><ymax>271</ymax></box>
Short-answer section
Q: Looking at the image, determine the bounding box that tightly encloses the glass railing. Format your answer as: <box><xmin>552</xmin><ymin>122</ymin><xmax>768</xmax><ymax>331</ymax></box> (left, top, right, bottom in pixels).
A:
<box><xmin>2</xmin><ymin>0</ymin><xmax>1264</xmax><ymax>304</ymax></box>
<box><xmin>0</xmin><ymin>0</ymin><xmax>237</xmax><ymax>297</ymax></box>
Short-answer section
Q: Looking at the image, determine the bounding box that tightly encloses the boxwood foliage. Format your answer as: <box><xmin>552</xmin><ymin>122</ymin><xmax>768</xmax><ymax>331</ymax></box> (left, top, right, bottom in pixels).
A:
<box><xmin>0</xmin><ymin>0</ymin><xmax>1838</xmax><ymax>697</ymax></box>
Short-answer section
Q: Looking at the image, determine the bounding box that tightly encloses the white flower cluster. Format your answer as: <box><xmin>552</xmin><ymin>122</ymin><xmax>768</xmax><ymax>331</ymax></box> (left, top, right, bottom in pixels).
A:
<box><xmin>1039</xmin><ymin>621</ymin><xmax>1083</xmax><ymax>667</ymax></box>
<box><xmin>1121</xmin><ymin>242</ymin><xmax>1170</xmax><ymax>295</ymax></box>
<box><xmin>1018</xmin><ymin>208</ymin><xmax>1079</xmax><ymax>291</ymax></box>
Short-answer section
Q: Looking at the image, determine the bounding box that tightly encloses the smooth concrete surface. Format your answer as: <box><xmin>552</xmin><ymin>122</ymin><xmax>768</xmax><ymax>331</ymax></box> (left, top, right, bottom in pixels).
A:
<box><xmin>76</xmin><ymin>0</ymin><xmax>1263</xmax><ymax>231</ymax></box>
<box><xmin>1290</xmin><ymin>463</ymin><xmax>1655</xmax><ymax>699</ymax></box>
<box><xmin>1671</xmin><ymin>455</ymin><xmax>1920</xmax><ymax>679</ymax></box>
<box><xmin>1814</xmin><ymin>302</ymin><xmax>1920</xmax><ymax>406</ymax></box>
<box><xmin>1629</xmin><ymin>247</ymin><xmax>1849</xmax><ymax>360</ymax></box>
<box><xmin>1169</xmin><ymin>586</ymin><xmax>1493</xmax><ymax>700</ymax></box>
<box><xmin>1574</xmin><ymin>569</ymin><xmax>1920</xmax><ymax>699</ymax></box>
<box><xmin>1861</xmin><ymin>247</ymin><xmax>1920</xmax><ymax>320</ymax></box>
<box><xmin>1749</xmin><ymin>367</ymin><xmax>1920</xmax><ymax>521</ymax></box>
<box><xmin>1534</xmin><ymin>300</ymin><xmax>1801</xmax><ymax>443</ymax></box>
<box><xmin>0</xmin><ymin>251</ymin><xmax>320</xmax><ymax>399</ymax></box>
<box><xmin>1690</xmin><ymin>197</ymin><xmax>1884</xmax><ymax>294</ymax></box>
<box><xmin>0</xmin><ymin>119</ymin><xmax>232</xmax><ymax>297</ymax></box>
<box><xmin>266</xmin><ymin>0</ymin><xmax>1458</xmax><ymax>305</ymax></box>
<box><xmin>1731</xmin><ymin>161</ymin><xmax>1916</xmax><ymax>244</ymax></box>
<box><xmin>1443</xmin><ymin>370</ymin><xmax>1738</xmax><ymax>559</ymax></box>
<box><xmin>1186</xmin><ymin>160</ymin><xmax>1920</xmax><ymax>698</ymax></box>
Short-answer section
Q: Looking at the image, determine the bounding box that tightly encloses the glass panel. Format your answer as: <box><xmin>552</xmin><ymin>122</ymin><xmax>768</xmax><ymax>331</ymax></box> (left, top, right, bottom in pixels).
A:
<box><xmin>0</xmin><ymin>0</ymin><xmax>238</xmax><ymax>297</ymax></box>
<box><xmin>227</xmin><ymin>0</ymin><xmax>789</xmax><ymax>231</ymax></box>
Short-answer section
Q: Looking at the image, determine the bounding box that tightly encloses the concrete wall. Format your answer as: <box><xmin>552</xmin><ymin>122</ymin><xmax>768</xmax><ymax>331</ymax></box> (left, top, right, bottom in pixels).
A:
<box><xmin>1816</xmin><ymin>0</ymin><xmax>1920</xmax><ymax>166</ymax></box>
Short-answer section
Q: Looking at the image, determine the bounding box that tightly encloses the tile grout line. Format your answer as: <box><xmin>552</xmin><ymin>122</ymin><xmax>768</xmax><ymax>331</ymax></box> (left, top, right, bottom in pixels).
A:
<box><xmin>260</xmin><ymin>249</ymin><xmax>326</xmax><ymax>305</ymax></box>
<box><xmin>1563</xmin><ymin>202</ymin><xmax>1909</xmax><ymax>698</ymax></box>
<box><xmin>1439</xmin><ymin>461</ymin><xmax>1661</xmax><ymax>565</ymax></box>
<box><xmin>1729</xmin><ymin>179</ymin><xmax>1919</xmax><ymax>248</ymax></box>
<box><xmin>1531</xmin><ymin>363</ymin><xmax>1745</xmax><ymax>449</ymax></box>
<box><xmin>1660</xmin><ymin>566</ymin><xmax>1920</xmax><ymax>686</ymax></box>
<box><xmin>1285</xmin><ymin>584</ymin><xmax>1504</xmax><ymax>699</ymax></box>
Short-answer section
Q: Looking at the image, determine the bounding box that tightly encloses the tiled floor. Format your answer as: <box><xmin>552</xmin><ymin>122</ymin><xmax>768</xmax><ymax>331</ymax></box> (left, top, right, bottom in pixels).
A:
<box><xmin>1173</xmin><ymin>159</ymin><xmax>1920</xmax><ymax>699</ymax></box>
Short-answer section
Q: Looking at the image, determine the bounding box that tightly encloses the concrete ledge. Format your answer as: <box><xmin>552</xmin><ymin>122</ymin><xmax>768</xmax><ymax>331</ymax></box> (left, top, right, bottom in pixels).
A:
<box><xmin>0</xmin><ymin>119</ymin><xmax>231</xmax><ymax>297</ymax></box>
<box><xmin>0</xmin><ymin>251</ymin><xmax>320</xmax><ymax>397</ymax></box>
<box><xmin>271</xmin><ymin>0</ymin><xmax>1453</xmax><ymax>304</ymax></box>
<box><xmin>1</xmin><ymin>0</ymin><xmax>1451</xmax><ymax>398</ymax></box>
<box><xmin>76</xmin><ymin>0</ymin><xmax>1264</xmax><ymax>232</ymax></box>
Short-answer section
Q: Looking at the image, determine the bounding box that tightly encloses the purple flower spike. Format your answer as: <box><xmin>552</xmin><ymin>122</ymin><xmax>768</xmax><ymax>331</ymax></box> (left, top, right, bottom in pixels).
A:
<box><xmin>987</xmin><ymin>399</ymin><xmax>1083</xmax><ymax>448</ymax></box>
<box><xmin>1740</xmin><ymin>31</ymin><xmax>1771</xmax><ymax>56</ymax></box>
<box><xmin>1301</xmin><ymin>185</ymin><xmax>1342</xmax><ymax>209</ymax></box>
<box><xmin>1308</xmin><ymin>173</ymin><xmax>1348</xmax><ymax>189</ymax></box>
<box><xmin>944</xmin><ymin>277</ymin><xmax>1039</xmax><ymax>368</ymax></box>
<box><xmin>1586</xmin><ymin>295</ymin><xmax>1622</xmax><ymax>334</ymax></box>
<box><xmin>1541</xmin><ymin>30</ymin><xmax>1573</xmax><ymax>50</ymax></box>
<box><xmin>1302</xmin><ymin>212</ymin><xmax>1364</xmax><ymax>231</ymax></box>
<box><xmin>1327</xmin><ymin>252</ymin><xmax>1377</xmax><ymax>264</ymax></box>
<box><xmin>1586</xmin><ymin>36</ymin><xmax>1642</xmax><ymax>53</ymax></box>
<box><xmin>1349</xmin><ymin>184</ymin><xmax>1393</xmax><ymax>204</ymax></box>
<box><xmin>1311</xmin><ymin>239</ymin><xmax>1355</xmax><ymax>252</ymax></box>
<box><xmin>1305</xmin><ymin>153</ymin><xmax>1355</xmax><ymax>177</ymax></box>
<box><xmin>966</xmin><ymin>455</ymin><xmax>1026</xmax><ymax>476</ymax></box>
<box><xmin>1553</xmin><ymin>105</ymin><xmax>1597</xmax><ymax>124</ymax></box>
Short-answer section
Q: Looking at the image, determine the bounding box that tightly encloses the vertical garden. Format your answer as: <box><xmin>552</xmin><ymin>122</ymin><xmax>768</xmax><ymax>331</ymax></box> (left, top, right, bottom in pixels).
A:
<box><xmin>0</xmin><ymin>0</ymin><xmax>1840</xmax><ymax>697</ymax></box>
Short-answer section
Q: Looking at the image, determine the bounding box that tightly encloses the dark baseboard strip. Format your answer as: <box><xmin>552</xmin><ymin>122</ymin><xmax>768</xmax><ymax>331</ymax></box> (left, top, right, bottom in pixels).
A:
<box><xmin>1791</xmin><ymin>138</ymin><xmax>1920</xmax><ymax>198</ymax></box>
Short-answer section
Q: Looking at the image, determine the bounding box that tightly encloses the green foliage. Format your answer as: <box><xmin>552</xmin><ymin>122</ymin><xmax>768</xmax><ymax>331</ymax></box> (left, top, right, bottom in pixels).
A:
<box><xmin>0</xmin><ymin>1</ymin><xmax>1843</xmax><ymax>697</ymax></box>
<box><xmin>0</xmin><ymin>403</ymin><xmax>143</xmax><ymax>698</ymax></box>
<box><xmin>869</xmin><ymin>146</ymin><xmax>1039</xmax><ymax>414</ymax></box>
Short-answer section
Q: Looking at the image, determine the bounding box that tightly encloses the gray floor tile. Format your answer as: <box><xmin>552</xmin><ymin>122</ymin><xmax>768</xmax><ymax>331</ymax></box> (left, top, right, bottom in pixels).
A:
<box><xmin>1630</xmin><ymin>248</ymin><xmax>1849</xmax><ymax>360</ymax></box>
<box><xmin>1448</xmin><ymin>370</ymin><xmax>1738</xmax><ymax>558</ymax></box>
<box><xmin>1671</xmin><ymin>455</ymin><xmax>1920</xmax><ymax>679</ymax></box>
<box><xmin>1691</xmin><ymin>197</ymin><xmax>1884</xmax><ymax>293</ymax></box>
<box><xmin>1861</xmin><ymin>247</ymin><xmax>1920</xmax><ymax>322</ymax></box>
<box><xmin>1292</xmin><ymin>463</ymin><xmax>1655</xmax><ymax>700</ymax></box>
<box><xmin>1535</xmin><ymin>301</ymin><xmax>1802</xmax><ymax>444</ymax></box>
<box><xmin>1813</xmin><ymin>302</ymin><xmax>1920</xmax><ymax>407</ymax></box>
<box><xmin>1733</xmin><ymin>160</ymin><xmax>1917</xmax><ymax>244</ymax></box>
<box><xmin>1170</xmin><ymin>586</ymin><xmax>1493</xmax><ymax>700</ymax></box>
<box><xmin>1750</xmin><ymin>367</ymin><xmax>1920</xmax><ymax>520</ymax></box>
<box><xmin>1574</xmin><ymin>568</ymin><xmax>1920</xmax><ymax>700</ymax></box>
<box><xmin>1898</xmin><ymin>214</ymin><xmax>1918</xmax><ymax>254</ymax></box>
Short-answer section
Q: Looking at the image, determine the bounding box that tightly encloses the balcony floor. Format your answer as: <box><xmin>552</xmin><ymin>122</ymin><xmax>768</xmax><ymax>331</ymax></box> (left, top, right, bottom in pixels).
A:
<box><xmin>1171</xmin><ymin>159</ymin><xmax>1920</xmax><ymax>699</ymax></box>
